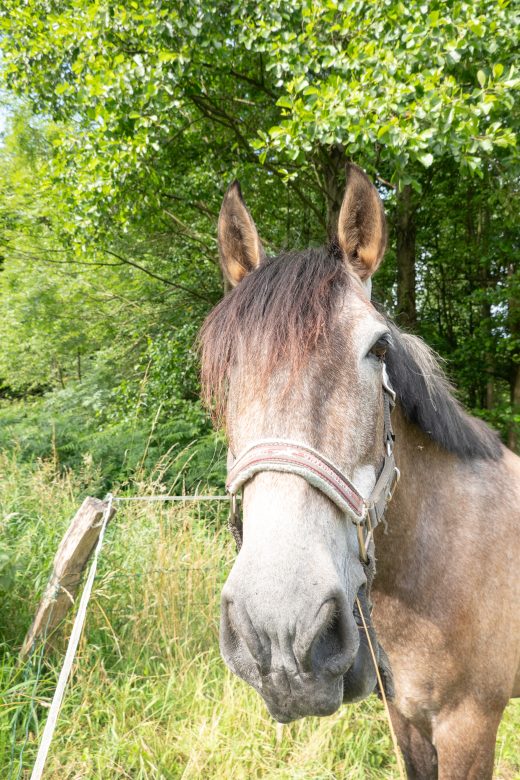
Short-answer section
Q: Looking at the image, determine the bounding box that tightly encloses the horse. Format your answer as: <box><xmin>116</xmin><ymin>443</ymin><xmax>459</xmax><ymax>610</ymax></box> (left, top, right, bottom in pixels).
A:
<box><xmin>199</xmin><ymin>164</ymin><xmax>520</xmax><ymax>779</ymax></box>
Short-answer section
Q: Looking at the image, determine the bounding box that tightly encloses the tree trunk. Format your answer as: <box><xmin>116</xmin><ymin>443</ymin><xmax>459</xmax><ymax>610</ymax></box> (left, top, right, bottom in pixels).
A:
<box><xmin>476</xmin><ymin>195</ymin><xmax>494</xmax><ymax>410</ymax></box>
<box><xmin>55</xmin><ymin>359</ymin><xmax>65</xmax><ymax>389</ymax></box>
<box><xmin>509</xmin><ymin>364</ymin><xmax>520</xmax><ymax>452</ymax></box>
<box><xmin>320</xmin><ymin>146</ymin><xmax>346</xmax><ymax>242</ymax></box>
<box><xmin>395</xmin><ymin>184</ymin><xmax>417</xmax><ymax>329</ymax></box>
<box><xmin>482</xmin><ymin>298</ymin><xmax>495</xmax><ymax>411</ymax></box>
<box><xmin>508</xmin><ymin>262</ymin><xmax>519</xmax><ymax>451</ymax></box>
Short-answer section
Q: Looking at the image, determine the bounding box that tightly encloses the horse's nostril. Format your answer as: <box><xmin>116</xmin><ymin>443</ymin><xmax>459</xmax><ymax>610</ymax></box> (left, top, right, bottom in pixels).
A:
<box><xmin>220</xmin><ymin>595</ymin><xmax>271</xmax><ymax>677</ymax></box>
<box><xmin>308</xmin><ymin>596</ymin><xmax>354</xmax><ymax>677</ymax></box>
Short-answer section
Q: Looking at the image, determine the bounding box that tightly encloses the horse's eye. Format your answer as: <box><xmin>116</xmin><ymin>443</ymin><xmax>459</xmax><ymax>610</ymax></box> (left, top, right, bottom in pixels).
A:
<box><xmin>369</xmin><ymin>335</ymin><xmax>390</xmax><ymax>360</ymax></box>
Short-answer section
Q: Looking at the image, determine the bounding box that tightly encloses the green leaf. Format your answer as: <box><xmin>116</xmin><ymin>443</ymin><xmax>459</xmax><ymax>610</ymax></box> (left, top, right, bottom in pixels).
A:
<box><xmin>276</xmin><ymin>95</ymin><xmax>293</xmax><ymax>109</ymax></box>
<box><xmin>418</xmin><ymin>152</ymin><xmax>434</xmax><ymax>168</ymax></box>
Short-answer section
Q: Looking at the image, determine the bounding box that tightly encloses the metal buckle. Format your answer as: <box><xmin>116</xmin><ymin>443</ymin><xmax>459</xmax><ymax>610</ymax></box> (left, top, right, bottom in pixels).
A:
<box><xmin>230</xmin><ymin>492</ymin><xmax>238</xmax><ymax>521</ymax></box>
<box><xmin>356</xmin><ymin>521</ymin><xmax>369</xmax><ymax>564</ymax></box>
<box><xmin>352</xmin><ymin>504</ymin><xmax>370</xmax><ymax>563</ymax></box>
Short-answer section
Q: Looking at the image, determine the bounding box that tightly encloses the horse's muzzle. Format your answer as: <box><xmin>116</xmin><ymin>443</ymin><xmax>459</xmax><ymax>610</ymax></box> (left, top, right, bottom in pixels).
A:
<box><xmin>220</xmin><ymin>583</ymin><xmax>385</xmax><ymax>722</ymax></box>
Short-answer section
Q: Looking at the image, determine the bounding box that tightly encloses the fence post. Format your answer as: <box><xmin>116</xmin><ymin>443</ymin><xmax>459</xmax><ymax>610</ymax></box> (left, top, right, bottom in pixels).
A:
<box><xmin>20</xmin><ymin>496</ymin><xmax>116</xmax><ymax>658</ymax></box>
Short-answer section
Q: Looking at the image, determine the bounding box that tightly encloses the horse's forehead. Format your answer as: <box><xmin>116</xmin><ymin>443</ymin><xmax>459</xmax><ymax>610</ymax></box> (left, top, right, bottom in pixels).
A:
<box><xmin>339</xmin><ymin>283</ymin><xmax>387</xmax><ymax>342</ymax></box>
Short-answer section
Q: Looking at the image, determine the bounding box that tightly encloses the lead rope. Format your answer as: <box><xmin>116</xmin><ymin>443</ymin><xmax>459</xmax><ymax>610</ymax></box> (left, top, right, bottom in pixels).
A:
<box><xmin>355</xmin><ymin>596</ymin><xmax>406</xmax><ymax>780</ymax></box>
<box><xmin>227</xmin><ymin>494</ymin><xmax>243</xmax><ymax>551</ymax></box>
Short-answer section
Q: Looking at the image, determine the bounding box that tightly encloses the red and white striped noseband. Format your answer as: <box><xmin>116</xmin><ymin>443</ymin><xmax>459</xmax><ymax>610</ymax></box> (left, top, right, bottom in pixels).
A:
<box><xmin>226</xmin><ymin>366</ymin><xmax>400</xmax><ymax>562</ymax></box>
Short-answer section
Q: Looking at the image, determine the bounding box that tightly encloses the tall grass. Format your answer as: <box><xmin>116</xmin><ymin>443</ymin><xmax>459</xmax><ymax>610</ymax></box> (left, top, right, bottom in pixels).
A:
<box><xmin>0</xmin><ymin>456</ymin><xmax>518</xmax><ymax>779</ymax></box>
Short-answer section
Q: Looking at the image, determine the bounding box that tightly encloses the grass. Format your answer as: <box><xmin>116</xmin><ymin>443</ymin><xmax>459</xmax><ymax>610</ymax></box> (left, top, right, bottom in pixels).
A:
<box><xmin>0</xmin><ymin>455</ymin><xmax>518</xmax><ymax>779</ymax></box>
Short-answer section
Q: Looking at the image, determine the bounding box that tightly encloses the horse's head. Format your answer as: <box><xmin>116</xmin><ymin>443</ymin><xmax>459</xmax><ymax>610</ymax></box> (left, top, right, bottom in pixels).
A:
<box><xmin>201</xmin><ymin>165</ymin><xmax>393</xmax><ymax>722</ymax></box>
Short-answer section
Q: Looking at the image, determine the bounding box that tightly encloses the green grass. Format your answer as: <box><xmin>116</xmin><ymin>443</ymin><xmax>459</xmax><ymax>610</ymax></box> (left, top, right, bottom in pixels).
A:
<box><xmin>0</xmin><ymin>456</ymin><xmax>518</xmax><ymax>779</ymax></box>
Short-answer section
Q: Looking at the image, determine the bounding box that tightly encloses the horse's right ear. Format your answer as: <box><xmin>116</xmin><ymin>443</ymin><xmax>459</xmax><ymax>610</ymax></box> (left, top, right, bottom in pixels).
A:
<box><xmin>218</xmin><ymin>181</ymin><xmax>264</xmax><ymax>288</ymax></box>
<box><xmin>337</xmin><ymin>163</ymin><xmax>387</xmax><ymax>282</ymax></box>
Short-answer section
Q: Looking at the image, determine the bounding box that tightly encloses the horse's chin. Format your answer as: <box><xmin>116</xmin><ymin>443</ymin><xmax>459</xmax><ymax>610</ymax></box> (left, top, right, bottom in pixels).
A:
<box><xmin>259</xmin><ymin>641</ymin><xmax>379</xmax><ymax>722</ymax></box>
<box><xmin>260</xmin><ymin>673</ymin><xmax>345</xmax><ymax>723</ymax></box>
<box><xmin>257</xmin><ymin>602</ymin><xmax>383</xmax><ymax>722</ymax></box>
<box><xmin>342</xmin><ymin>589</ymin><xmax>380</xmax><ymax>702</ymax></box>
<box><xmin>342</xmin><ymin>628</ymin><xmax>379</xmax><ymax>702</ymax></box>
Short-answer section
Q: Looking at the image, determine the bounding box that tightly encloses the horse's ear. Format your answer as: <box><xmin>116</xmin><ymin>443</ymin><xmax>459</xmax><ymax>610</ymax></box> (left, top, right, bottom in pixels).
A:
<box><xmin>218</xmin><ymin>181</ymin><xmax>264</xmax><ymax>288</ymax></box>
<box><xmin>337</xmin><ymin>163</ymin><xmax>387</xmax><ymax>281</ymax></box>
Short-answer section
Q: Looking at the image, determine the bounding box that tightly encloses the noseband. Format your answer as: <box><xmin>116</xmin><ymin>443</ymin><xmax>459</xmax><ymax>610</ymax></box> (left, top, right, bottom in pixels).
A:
<box><xmin>226</xmin><ymin>364</ymin><xmax>400</xmax><ymax>564</ymax></box>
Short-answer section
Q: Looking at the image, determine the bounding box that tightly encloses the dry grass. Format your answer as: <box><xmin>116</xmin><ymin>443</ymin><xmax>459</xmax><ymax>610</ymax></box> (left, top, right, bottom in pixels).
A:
<box><xmin>0</xmin><ymin>456</ymin><xmax>518</xmax><ymax>778</ymax></box>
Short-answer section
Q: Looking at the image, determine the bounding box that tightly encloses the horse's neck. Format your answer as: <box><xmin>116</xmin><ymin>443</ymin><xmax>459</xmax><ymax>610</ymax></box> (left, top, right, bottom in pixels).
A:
<box><xmin>373</xmin><ymin>405</ymin><xmax>464</xmax><ymax>595</ymax></box>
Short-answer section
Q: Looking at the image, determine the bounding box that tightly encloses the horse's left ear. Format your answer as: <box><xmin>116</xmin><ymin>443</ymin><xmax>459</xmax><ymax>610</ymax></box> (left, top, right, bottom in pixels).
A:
<box><xmin>337</xmin><ymin>163</ymin><xmax>387</xmax><ymax>281</ymax></box>
<box><xmin>218</xmin><ymin>181</ymin><xmax>265</xmax><ymax>288</ymax></box>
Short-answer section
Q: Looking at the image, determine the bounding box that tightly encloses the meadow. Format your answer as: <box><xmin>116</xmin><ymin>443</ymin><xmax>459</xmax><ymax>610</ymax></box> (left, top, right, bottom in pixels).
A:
<box><xmin>1</xmin><ymin>455</ymin><xmax>519</xmax><ymax>779</ymax></box>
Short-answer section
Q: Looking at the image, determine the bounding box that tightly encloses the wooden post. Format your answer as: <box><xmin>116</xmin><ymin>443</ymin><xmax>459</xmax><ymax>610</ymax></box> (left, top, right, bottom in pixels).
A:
<box><xmin>20</xmin><ymin>497</ymin><xmax>116</xmax><ymax>658</ymax></box>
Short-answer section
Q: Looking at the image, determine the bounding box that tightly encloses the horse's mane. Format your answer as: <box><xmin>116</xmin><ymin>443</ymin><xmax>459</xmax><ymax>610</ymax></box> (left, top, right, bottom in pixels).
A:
<box><xmin>200</xmin><ymin>247</ymin><xmax>503</xmax><ymax>461</ymax></box>
<box><xmin>383</xmin><ymin>324</ymin><xmax>503</xmax><ymax>460</ymax></box>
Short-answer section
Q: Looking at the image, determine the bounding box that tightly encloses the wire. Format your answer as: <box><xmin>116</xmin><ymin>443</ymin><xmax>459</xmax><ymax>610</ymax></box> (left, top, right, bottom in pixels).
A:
<box><xmin>113</xmin><ymin>495</ymin><xmax>230</xmax><ymax>502</ymax></box>
<box><xmin>355</xmin><ymin>596</ymin><xmax>406</xmax><ymax>780</ymax></box>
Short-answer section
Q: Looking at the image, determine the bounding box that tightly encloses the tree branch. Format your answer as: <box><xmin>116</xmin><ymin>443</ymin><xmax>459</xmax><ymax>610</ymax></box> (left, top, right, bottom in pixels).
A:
<box><xmin>101</xmin><ymin>248</ymin><xmax>214</xmax><ymax>303</ymax></box>
<box><xmin>188</xmin><ymin>92</ymin><xmax>326</xmax><ymax>228</ymax></box>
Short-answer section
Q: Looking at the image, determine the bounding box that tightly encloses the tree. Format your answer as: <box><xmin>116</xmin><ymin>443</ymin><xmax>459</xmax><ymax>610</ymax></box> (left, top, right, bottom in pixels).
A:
<box><xmin>0</xmin><ymin>0</ymin><xmax>518</xmax><ymax>453</ymax></box>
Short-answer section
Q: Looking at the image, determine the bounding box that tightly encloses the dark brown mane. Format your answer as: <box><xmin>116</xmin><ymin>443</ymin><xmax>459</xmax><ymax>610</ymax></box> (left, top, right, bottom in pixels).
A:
<box><xmin>199</xmin><ymin>248</ymin><xmax>503</xmax><ymax>461</ymax></box>
<box><xmin>199</xmin><ymin>244</ymin><xmax>348</xmax><ymax>419</ymax></box>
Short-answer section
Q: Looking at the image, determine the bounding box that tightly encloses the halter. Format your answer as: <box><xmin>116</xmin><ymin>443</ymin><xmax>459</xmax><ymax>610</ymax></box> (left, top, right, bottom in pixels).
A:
<box><xmin>226</xmin><ymin>364</ymin><xmax>400</xmax><ymax>563</ymax></box>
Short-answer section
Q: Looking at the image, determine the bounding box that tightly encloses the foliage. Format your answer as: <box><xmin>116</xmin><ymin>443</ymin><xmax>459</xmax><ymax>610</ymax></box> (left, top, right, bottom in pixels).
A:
<box><xmin>241</xmin><ymin>0</ymin><xmax>519</xmax><ymax>184</ymax></box>
<box><xmin>0</xmin><ymin>459</ymin><xmax>519</xmax><ymax>777</ymax></box>
<box><xmin>0</xmin><ymin>0</ymin><xmax>518</xmax><ymax>494</ymax></box>
<box><xmin>412</xmin><ymin>161</ymin><xmax>519</xmax><ymax>433</ymax></box>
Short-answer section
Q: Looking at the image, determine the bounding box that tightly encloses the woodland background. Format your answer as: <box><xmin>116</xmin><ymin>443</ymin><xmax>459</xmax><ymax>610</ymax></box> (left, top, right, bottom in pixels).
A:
<box><xmin>0</xmin><ymin>2</ymin><xmax>519</xmax><ymax>777</ymax></box>
<box><xmin>0</xmin><ymin>0</ymin><xmax>519</xmax><ymax>493</ymax></box>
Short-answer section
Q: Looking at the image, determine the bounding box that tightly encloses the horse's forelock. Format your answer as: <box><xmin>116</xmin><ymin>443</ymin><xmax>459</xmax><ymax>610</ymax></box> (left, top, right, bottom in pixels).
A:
<box><xmin>200</xmin><ymin>254</ymin><xmax>504</xmax><ymax>462</ymax></box>
<box><xmin>199</xmin><ymin>245</ymin><xmax>348</xmax><ymax>422</ymax></box>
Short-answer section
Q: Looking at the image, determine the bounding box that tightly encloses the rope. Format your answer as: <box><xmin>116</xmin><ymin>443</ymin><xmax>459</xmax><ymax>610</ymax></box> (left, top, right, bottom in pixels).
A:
<box><xmin>29</xmin><ymin>494</ymin><xmax>114</xmax><ymax>780</ymax></box>
<box><xmin>355</xmin><ymin>596</ymin><xmax>406</xmax><ymax>780</ymax></box>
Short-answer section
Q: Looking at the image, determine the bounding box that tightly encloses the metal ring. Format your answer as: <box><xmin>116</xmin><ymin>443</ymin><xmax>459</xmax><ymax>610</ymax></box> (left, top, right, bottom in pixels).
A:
<box><xmin>356</xmin><ymin>522</ymin><xmax>369</xmax><ymax>563</ymax></box>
